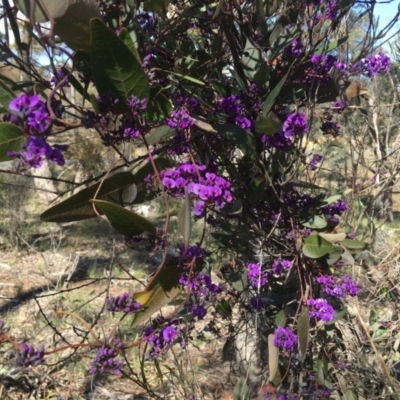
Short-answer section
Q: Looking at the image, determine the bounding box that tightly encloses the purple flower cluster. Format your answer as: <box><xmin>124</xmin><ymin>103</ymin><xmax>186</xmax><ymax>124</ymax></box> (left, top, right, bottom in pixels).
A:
<box><xmin>50</xmin><ymin>69</ymin><xmax>70</xmax><ymax>87</ymax></box>
<box><xmin>263</xmin><ymin>113</ymin><xmax>308</xmax><ymax>148</ymax></box>
<box><xmin>105</xmin><ymin>292</ymin><xmax>141</xmax><ymax>313</ymax></box>
<box><xmin>290</xmin><ymin>39</ymin><xmax>304</xmax><ymax>57</ymax></box>
<box><xmin>272</xmin><ymin>259</ymin><xmax>292</xmax><ymax>276</ymax></box>
<box><xmin>322</xmin><ymin>199</ymin><xmax>347</xmax><ymax>221</ymax></box>
<box><xmin>15</xmin><ymin>343</ymin><xmax>45</xmax><ymax>369</ymax></box>
<box><xmin>127</xmin><ymin>95</ymin><xmax>147</xmax><ymax>115</ymax></box>
<box><xmin>89</xmin><ymin>339</ymin><xmax>123</xmax><ymax>375</ymax></box>
<box><xmin>9</xmin><ymin>94</ymin><xmax>50</xmax><ymax>133</ymax></box>
<box><xmin>143</xmin><ymin>319</ymin><xmax>181</xmax><ymax>359</ymax></box>
<box><xmin>353</xmin><ymin>53</ymin><xmax>391</xmax><ymax>78</ymax></box>
<box><xmin>247</xmin><ymin>263</ymin><xmax>268</xmax><ymax>288</ymax></box>
<box><xmin>307</xmin><ymin>298</ymin><xmax>335</xmax><ymax>323</ymax></box>
<box><xmin>308</xmin><ymin>54</ymin><xmax>338</xmax><ymax>83</ymax></box>
<box><xmin>98</xmin><ymin>91</ymin><xmax>120</xmax><ymax>114</ymax></box>
<box><xmin>321</xmin><ymin>120</ymin><xmax>340</xmax><ymax>137</ymax></box>
<box><xmin>217</xmin><ymin>95</ymin><xmax>252</xmax><ymax>129</ymax></box>
<box><xmin>8</xmin><ymin>136</ymin><xmax>65</xmax><ymax>169</ymax></box>
<box><xmin>166</xmin><ymin>108</ymin><xmax>194</xmax><ymax>130</ymax></box>
<box><xmin>176</xmin><ymin>243</ymin><xmax>206</xmax><ymax>267</ymax></box>
<box><xmin>173</xmin><ymin>93</ymin><xmax>200</xmax><ymax>113</ymax></box>
<box><xmin>309</xmin><ymin>153</ymin><xmax>323</xmax><ymax>171</ymax></box>
<box><xmin>265</xmin><ymin>396</ymin><xmax>299</xmax><ymax>400</ymax></box>
<box><xmin>273</xmin><ymin>326</ymin><xmax>298</xmax><ymax>352</ymax></box>
<box><xmin>160</xmin><ymin>162</ymin><xmax>232</xmax><ymax>216</ymax></box>
<box><xmin>316</xmin><ymin>274</ymin><xmax>360</xmax><ymax>298</ymax></box>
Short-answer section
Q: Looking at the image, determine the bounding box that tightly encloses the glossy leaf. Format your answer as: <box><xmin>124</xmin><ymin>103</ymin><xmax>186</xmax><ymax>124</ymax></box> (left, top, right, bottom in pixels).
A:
<box><xmin>268</xmin><ymin>334</ymin><xmax>279</xmax><ymax>382</ymax></box>
<box><xmin>298</xmin><ymin>306</ymin><xmax>310</xmax><ymax>359</ymax></box>
<box><xmin>303</xmin><ymin>235</ymin><xmax>333</xmax><ymax>258</ymax></box>
<box><xmin>118</xmin><ymin>28</ymin><xmax>141</xmax><ymax>64</ymax></box>
<box><xmin>0</xmin><ymin>123</ymin><xmax>24</xmax><ymax>162</ymax></box>
<box><xmin>215</xmin><ymin>124</ymin><xmax>256</xmax><ymax>157</ymax></box>
<box><xmin>145</xmin><ymin>89</ymin><xmax>173</xmax><ymax>124</ymax></box>
<box><xmin>41</xmin><ymin>172</ymin><xmax>137</xmax><ymax>223</ymax></box>
<box><xmin>222</xmin><ymin>266</ymin><xmax>248</xmax><ymax>291</ymax></box>
<box><xmin>254</xmin><ymin>113</ymin><xmax>282</xmax><ymax>135</ymax></box>
<box><xmin>90</xmin><ymin>19</ymin><xmax>150</xmax><ymax>110</ymax></box>
<box><xmin>90</xmin><ymin>200</ymin><xmax>156</xmax><ymax>236</ymax></box>
<box><xmin>131</xmin><ymin>261</ymin><xmax>183</xmax><ymax>326</ymax></box>
<box><xmin>326</xmin><ymin>247</ymin><xmax>343</xmax><ymax>265</ymax></box>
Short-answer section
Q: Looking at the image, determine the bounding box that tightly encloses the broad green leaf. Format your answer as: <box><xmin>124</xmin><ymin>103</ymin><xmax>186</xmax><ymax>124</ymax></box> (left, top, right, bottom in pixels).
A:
<box><xmin>319</xmin><ymin>232</ymin><xmax>346</xmax><ymax>243</ymax></box>
<box><xmin>131</xmin><ymin>261</ymin><xmax>183</xmax><ymax>326</ymax></box>
<box><xmin>118</xmin><ymin>28</ymin><xmax>141</xmax><ymax>64</ymax></box>
<box><xmin>268</xmin><ymin>334</ymin><xmax>279</xmax><ymax>382</ymax></box>
<box><xmin>303</xmin><ymin>235</ymin><xmax>333</xmax><ymax>258</ymax></box>
<box><xmin>340</xmin><ymin>247</ymin><xmax>355</xmax><ymax>265</ymax></box>
<box><xmin>145</xmin><ymin>89</ymin><xmax>173</xmax><ymax>124</ymax></box>
<box><xmin>241</xmin><ymin>37</ymin><xmax>263</xmax><ymax>80</ymax></box>
<box><xmin>178</xmin><ymin>188</ymin><xmax>192</xmax><ymax>246</ymax></box>
<box><xmin>298</xmin><ymin>306</ymin><xmax>309</xmax><ymax>359</ymax></box>
<box><xmin>321</xmin><ymin>194</ymin><xmax>342</xmax><ymax>206</ymax></box>
<box><xmin>215</xmin><ymin>124</ymin><xmax>256</xmax><ymax>157</ymax></box>
<box><xmin>221</xmin><ymin>266</ymin><xmax>247</xmax><ymax>291</ymax></box>
<box><xmin>275</xmin><ymin>310</ymin><xmax>286</xmax><ymax>326</ymax></box>
<box><xmin>327</xmin><ymin>247</ymin><xmax>343</xmax><ymax>265</ymax></box>
<box><xmin>90</xmin><ymin>19</ymin><xmax>150</xmax><ymax>110</ymax></box>
<box><xmin>314</xmin><ymin>358</ymin><xmax>325</xmax><ymax>384</ymax></box>
<box><xmin>0</xmin><ymin>124</ymin><xmax>24</xmax><ymax>162</ymax></box>
<box><xmin>268</xmin><ymin>22</ymin><xmax>301</xmax><ymax>62</ymax></box>
<box><xmin>132</xmin><ymin>290</ymin><xmax>153</xmax><ymax>306</ymax></box>
<box><xmin>341</xmin><ymin>239</ymin><xmax>368</xmax><ymax>251</ymax></box>
<box><xmin>315</xmin><ymin>36</ymin><xmax>349</xmax><ymax>54</ymax></box>
<box><xmin>254</xmin><ymin>113</ymin><xmax>282</xmax><ymax>135</ymax></box>
<box><xmin>262</xmin><ymin>73</ymin><xmax>288</xmax><ymax>115</ymax></box>
<box><xmin>40</xmin><ymin>172</ymin><xmax>137</xmax><ymax>223</ymax></box>
<box><xmin>302</xmin><ymin>215</ymin><xmax>327</xmax><ymax>229</ymax></box>
<box><xmin>91</xmin><ymin>200</ymin><xmax>156</xmax><ymax>236</ymax></box>
<box><xmin>146</xmin><ymin>125</ymin><xmax>176</xmax><ymax>145</ymax></box>
<box><xmin>193</xmin><ymin>117</ymin><xmax>217</xmax><ymax>133</ymax></box>
<box><xmin>253</xmin><ymin>61</ymin><xmax>270</xmax><ymax>86</ymax></box>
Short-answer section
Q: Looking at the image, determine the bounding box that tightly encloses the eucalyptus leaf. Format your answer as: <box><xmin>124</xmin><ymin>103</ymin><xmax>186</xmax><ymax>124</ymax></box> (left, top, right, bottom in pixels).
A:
<box><xmin>91</xmin><ymin>200</ymin><xmax>156</xmax><ymax>236</ymax></box>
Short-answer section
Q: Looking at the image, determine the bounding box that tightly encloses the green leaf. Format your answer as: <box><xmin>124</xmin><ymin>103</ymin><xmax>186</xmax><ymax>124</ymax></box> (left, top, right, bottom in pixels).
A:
<box><xmin>222</xmin><ymin>338</ymin><xmax>234</xmax><ymax>362</ymax></box>
<box><xmin>222</xmin><ymin>266</ymin><xmax>247</xmax><ymax>291</ymax></box>
<box><xmin>40</xmin><ymin>172</ymin><xmax>137</xmax><ymax>223</ymax></box>
<box><xmin>321</xmin><ymin>194</ymin><xmax>342</xmax><ymax>206</ymax></box>
<box><xmin>262</xmin><ymin>73</ymin><xmax>288</xmax><ymax>115</ymax></box>
<box><xmin>90</xmin><ymin>18</ymin><xmax>150</xmax><ymax>110</ymax></box>
<box><xmin>217</xmin><ymin>299</ymin><xmax>232</xmax><ymax>318</ymax></box>
<box><xmin>0</xmin><ymin>79</ymin><xmax>15</xmax><ymax>111</ymax></box>
<box><xmin>298</xmin><ymin>306</ymin><xmax>310</xmax><ymax>359</ymax></box>
<box><xmin>233</xmin><ymin>378</ymin><xmax>251</xmax><ymax>400</ymax></box>
<box><xmin>144</xmin><ymin>0</ymin><xmax>172</xmax><ymax>11</ymax></box>
<box><xmin>342</xmin><ymin>390</ymin><xmax>356</xmax><ymax>400</ymax></box>
<box><xmin>118</xmin><ymin>28</ymin><xmax>141</xmax><ymax>64</ymax></box>
<box><xmin>318</xmin><ymin>232</ymin><xmax>346</xmax><ymax>243</ymax></box>
<box><xmin>315</xmin><ymin>36</ymin><xmax>349</xmax><ymax>54</ymax></box>
<box><xmin>325</xmin><ymin>307</ymin><xmax>347</xmax><ymax>325</ymax></box>
<box><xmin>327</xmin><ymin>247</ymin><xmax>343</xmax><ymax>265</ymax></box>
<box><xmin>3</xmin><ymin>0</ymin><xmax>22</xmax><ymax>50</ymax></box>
<box><xmin>145</xmin><ymin>88</ymin><xmax>173</xmax><ymax>124</ymax></box>
<box><xmin>275</xmin><ymin>310</ymin><xmax>286</xmax><ymax>326</ymax></box>
<box><xmin>268</xmin><ymin>22</ymin><xmax>301</xmax><ymax>62</ymax></box>
<box><xmin>146</xmin><ymin>125</ymin><xmax>176</xmax><ymax>145</ymax></box>
<box><xmin>131</xmin><ymin>261</ymin><xmax>182</xmax><ymax>327</ymax></box>
<box><xmin>91</xmin><ymin>200</ymin><xmax>156</xmax><ymax>236</ymax></box>
<box><xmin>215</xmin><ymin>124</ymin><xmax>256</xmax><ymax>157</ymax></box>
<box><xmin>0</xmin><ymin>123</ymin><xmax>24</xmax><ymax>162</ymax></box>
<box><xmin>254</xmin><ymin>113</ymin><xmax>282</xmax><ymax>135</ymax></box>
<box><xmin>303</xmin><ymin>235</ymin><xmax>333</xmax><ymax>258</ymax></box>
<box><xmin>153</xmin><ymin>68</ymin><xmax>205</xmax><ymax>85</ymax></box>
<box><xmin>341</xmin><ymin>239</ymin><xmax>368</xmax><ymax>251</ymax></box>
<box><xmin>302</xmin><ymin>215</ymin><xmax>327</xmax><ymax>229</ymax></box>
<box><xmin>253</xmin><ymin>61</ymin><xmax>270</xmax><ymax>86</ymax></box>
<box><xmin>178</xmin><ymin>188</ymin><xmax>192</xmax><ymax>246</ymax></box>
<box><xmin>241</xmin><ymin>37</ymin><xmax>263</xmax><ymax>80</ymax></box>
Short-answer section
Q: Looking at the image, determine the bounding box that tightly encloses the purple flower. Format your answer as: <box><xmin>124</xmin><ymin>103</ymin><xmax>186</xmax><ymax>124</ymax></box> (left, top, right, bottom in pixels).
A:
<box><xmin>235</xmin><ymin>115</ymin><xmax>252</xmax><ymax>129</ymax></box>
<box><xmin>322</xmin><ymin>199</ymin><xmax>347</xmax><ymax>217</ymax></box>
<box><xmin>127</xmin><ymin>95</ymin><xmax>147</xmax><ymax>114</ymax></box>
<box><xmin>15</xmin><ymin>343</ymin><xmax>45</xmax><ymax>370</ymax></box>
<box><xmin>89</xmin><ymin>339</ymin><xmax>123</xmax><ymax>375</ymax></box>
<box><xmin>273</xmin><ymin>326</ymin><xmax>297</xmax><ymax>352</ymax></box>
<box><xmin>282</xmin><ymin>113</ymin><xmax>308</xmax><ymax>139</ymax></box>
<box><xmin>309</xmin><ymin>153</ymin><xmax>323</xmax><ymax>171</ymax></box>
<box><xmin>247</xmin><ymin>263</ymin><xmax>268</xmax><ymax>288</ymax></box>
<box><xmin>105</xmin><ymin>292</ymin><xmax>141</xmax><ymax>312</ymax></box>
<box><xmin>162</xmin><ymin>326</ymin><xmax>177</xmax><ymax>343</ymax></box>
<box><xmin>166</xmin><ymin>108</ymin><xmax>194</xmax><ymax>130</ymax></box>
<box><xmin>50</xmin><ymin>69</ymin><xmax>70</xmax><ymax>87</ymax></box>
<box><xmin>307</xmin><ymin>298</ymin><xmax>335</xmax><ymax>323</ymax></box>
